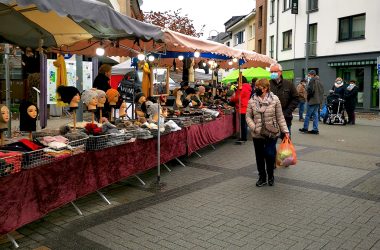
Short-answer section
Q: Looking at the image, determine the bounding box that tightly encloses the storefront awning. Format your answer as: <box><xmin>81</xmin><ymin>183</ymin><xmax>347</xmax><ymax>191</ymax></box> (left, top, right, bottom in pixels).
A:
<box><xmin>328</xmin><ymin>60</ymin><xmax>377</xmax><ymax>67</ymax></box>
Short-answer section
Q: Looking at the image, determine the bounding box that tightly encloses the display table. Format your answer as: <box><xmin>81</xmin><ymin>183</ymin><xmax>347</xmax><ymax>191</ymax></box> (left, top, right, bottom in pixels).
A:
<box><xmin>186</xmin><ymin>114</ymin><xmax>235</xmax><ymax>155</ymax></box>
<box><xmin>0</xmin><ymin>130</ymin><xmax>186</xmax><ymax>235</ymax></box>
<box><xmin>0</xmin><ymin>114</ymin><xmax>234</xmax><ymax>235</ymax></box>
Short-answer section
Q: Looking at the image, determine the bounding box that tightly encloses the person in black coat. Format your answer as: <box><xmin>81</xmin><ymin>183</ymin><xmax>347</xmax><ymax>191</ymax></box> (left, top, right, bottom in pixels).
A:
<box><xmin>93</xmin><ymin>64</ymin><xmax>112</xmax><ymax>92</ymax></box>
<box><xmin>331</xmin><ymin>77</ymin><xmax>346</xmax><ymax>98</ymax></box>
<box><xmin>344</xmin><ymin>80</ymin><xmax>359</xmax><ymax>125</ymax></box>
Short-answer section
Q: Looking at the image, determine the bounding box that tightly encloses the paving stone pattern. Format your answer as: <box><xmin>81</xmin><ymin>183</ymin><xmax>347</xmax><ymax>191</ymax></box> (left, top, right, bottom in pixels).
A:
<box><xmin>1</xmin><ymin>121</ymin><xmax>380</xmax><ymax>250</ymax></box>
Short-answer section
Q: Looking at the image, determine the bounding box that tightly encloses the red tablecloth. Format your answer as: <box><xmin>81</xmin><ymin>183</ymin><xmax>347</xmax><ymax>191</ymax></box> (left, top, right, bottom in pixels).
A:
<box><xmin>187</xmin><ymin>114</ymin><xmax>235</xmax><ymax>155</ymax></box>
<box><xmin>0</xmin><ymin>114</ymin><xmax>235</xmax><ymax>235</ymax></box>
<box><xmin>0</xmin><ymin>130</ymin><xmax>186</xmax><ymax>235</ymax></box>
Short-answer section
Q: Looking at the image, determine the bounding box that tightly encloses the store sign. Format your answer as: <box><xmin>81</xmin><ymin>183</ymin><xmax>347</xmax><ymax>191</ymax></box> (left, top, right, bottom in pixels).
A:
<box><xmin>377</xmin><ymin>56</ymin><xmax>380</xmax><ymax>75</ymax></box>
<box><xmin>291</xmin><ymin>0</ymin><xmax>298</xmax><ymax>14</ymax></box>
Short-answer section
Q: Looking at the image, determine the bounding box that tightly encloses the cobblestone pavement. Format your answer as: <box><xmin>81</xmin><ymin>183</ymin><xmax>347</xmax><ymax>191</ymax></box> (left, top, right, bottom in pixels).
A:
<box><xmin>1</xmin><ymin>119</ymin><xmax>380</xmax><ymax>250</ymax></box>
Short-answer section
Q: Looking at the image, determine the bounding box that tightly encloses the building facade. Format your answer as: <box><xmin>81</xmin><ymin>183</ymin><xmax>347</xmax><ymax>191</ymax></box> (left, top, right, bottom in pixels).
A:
<box><xmin>266</xmin><ymin>0</ymin><xmax>380</xmax><ymax>110</ymax></box>
<box><xmin>255</xmin><ymin>0</ymin><xmax>268</xmax><ymax>54</ymax></box>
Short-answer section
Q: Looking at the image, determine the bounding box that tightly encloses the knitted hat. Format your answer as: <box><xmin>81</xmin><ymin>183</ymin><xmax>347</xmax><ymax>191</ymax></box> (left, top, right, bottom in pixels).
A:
<box><xmin>56</xmin><ymin>86</ymin><xmax>80</xmax><ymax>104</ymax></box>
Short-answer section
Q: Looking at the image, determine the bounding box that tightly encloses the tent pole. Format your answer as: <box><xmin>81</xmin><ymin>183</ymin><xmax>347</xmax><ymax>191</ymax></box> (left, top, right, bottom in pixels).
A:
<box><xmin>4</xmin><ymin>44</ymin><xmax>11</xmax><ymax>138</ymax></box>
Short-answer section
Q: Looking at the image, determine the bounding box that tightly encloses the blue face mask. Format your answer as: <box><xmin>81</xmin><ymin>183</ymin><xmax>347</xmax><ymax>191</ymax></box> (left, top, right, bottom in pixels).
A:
<box><xmin>270</xmin><ymin>72</ymin><xmax>279</xmax><ymax>79</ymax></box>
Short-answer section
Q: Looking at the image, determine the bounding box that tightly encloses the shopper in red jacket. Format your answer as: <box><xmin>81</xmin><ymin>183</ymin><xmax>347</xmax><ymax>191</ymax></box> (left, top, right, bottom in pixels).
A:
<box><xmin>230</xmin><ymin>76</ymin><xmax>252</xmax><ymax>143</ymax></box>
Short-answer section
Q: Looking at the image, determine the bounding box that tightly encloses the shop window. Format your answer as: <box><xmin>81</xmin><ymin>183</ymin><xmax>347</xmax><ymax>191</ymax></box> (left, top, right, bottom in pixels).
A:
<box><xmin>337</xmin><ymin>67</ymin><xmax>364</xmax><ymax>107</ymax></box>
<box><xmin>283</xmin><ymin>30</ymin><xmax>292</xmax><ymax>50</ymax></box>
<box><xmin>339</xmin><ymin>14</ymin><xmax>365</xmax><ymax>41</ymax></box>
<box><xmin>371</xmin><ymin>66</ymin><xmax>379</xmax><ymax>108</ymax></box>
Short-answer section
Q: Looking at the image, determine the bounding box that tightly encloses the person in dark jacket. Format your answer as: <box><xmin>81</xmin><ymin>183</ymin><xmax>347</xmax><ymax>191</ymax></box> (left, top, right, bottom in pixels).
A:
<box><xmin>93</xmin><ymin>64</ymin><xmax>112</xmax><ymax>92</ymax></box>
<box><xmin>299</xmin><ymin>70</ymin><xmax>324</xmax><ymax>134</ymax></box>
<box><xmin>230</xmin><ymin>76</ymin><xmax>252</xmax><ymax>143</ymax></box>
<box><xmin>269</xmin><ymin>63</ymin><xmax>299</xmax><ymax>134</ymax></box>
<box><xmin>331</xmin><ymin>77</ymin><xmax>346</xmax><ymax>98</ymax></box>
<box><xmin>344</xmin><ymin>80</ymin><xmax>359</xmax><ymax>125</ymax></box>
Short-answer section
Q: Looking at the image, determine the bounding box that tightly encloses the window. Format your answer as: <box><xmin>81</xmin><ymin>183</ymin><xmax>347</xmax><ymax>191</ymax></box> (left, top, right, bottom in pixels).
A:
<box><xmin>257</xmin><ymin>39</ymin><xmax>262</xmax><ymax>54</ymax></box>
<box><xmin>258</xmin><ymin>6</ymin><xmax>263</xmax><ymax>27</ymax></box>
<box><xmin>234</xmin><ymin>31</ymin><xmax>245</xmax><ymax>45</ymax></box>
<box><xmin>339</xmin><ymin>14</ymin><xmax>365</xmax><ymax>41</ymax></box>
<box><xmin>248</xmin><ymin>25</ymin><xmax>253</xmax><ymax>39</ymax></box>
<box><xmin>307</xmin><ymin>0</ymin><xmax>318</xmax><ymax>12</ymax></box>
<box><xmin>270</xmin><ymin>0</ymin><xmax>275</xmax><ymax>23</ymax></box>
<box><xmin>309</xmin><ymin>23</ymin><xmax>317</xmax><ymax>56</ymax></box>
<box><xmin>269</xmin><ymin>36</ymin><xmax>274</xmax><ymax>58</ymax></box>
<box><xmin>283</xmin><ymin>0</ymin><xmax>290</xmax><ymax>11</ymax></box>
<box><xmin>283</xmin><ymin>30</ymin><xmax>292</xmax><ymax>50</ymax></box>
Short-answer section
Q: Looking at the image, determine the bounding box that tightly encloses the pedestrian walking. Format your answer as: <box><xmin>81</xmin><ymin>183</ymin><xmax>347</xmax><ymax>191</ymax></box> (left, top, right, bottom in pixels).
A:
<box><xmin>296</xmin><ymin>79</ymin><xmax>307</xmax><ymax>121</ymax></box>
<box><xmin>230</xmin><ymin>76</ymin><xmax>252</xmax><ymax>143</ymax></box>
<box><xmin>269</xmin><ymin>63</ymin><xmax>299</xmax><ymax>135</ymax></box>
<box><xmin>299</xmin><ymin>70</ymin><xmax>324</xmax><ymax>134</ymax></box>
<box><xmin>246</xmin><ymin>79</ymin><xmax>289</xmax><ymax>187</ymax></box>
<box><xmin>344</xmin><ymin>80</ymin><xmax>359</xmax><ymax>125</ymax></box>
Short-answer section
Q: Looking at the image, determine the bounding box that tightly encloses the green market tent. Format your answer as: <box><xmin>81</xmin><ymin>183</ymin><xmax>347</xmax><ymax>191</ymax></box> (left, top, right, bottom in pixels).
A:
<box><xmin>222</xmin><ymin>68</ymin><xmax>295</xmax><ymax>84</ymax></box>
<box><xmin>222</xmin><ymin>67</ymin><xmax>270</xmax><ymax>84</ymax></box>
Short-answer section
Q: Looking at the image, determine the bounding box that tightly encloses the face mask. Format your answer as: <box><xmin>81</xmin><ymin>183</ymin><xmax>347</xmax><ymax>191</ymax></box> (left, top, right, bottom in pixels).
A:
<box><xmin>270</xmin><ymin>72</ymin><xmax>279</xmax><ymax>80</ymax></box>
<box><xmin>255</xmin><ymin>88</ymin><xmax>263</xmax><ymax>96</ymax></box>
<box><xmin>307</xmin><ymin>76</ymin><xmax>311</xmax><ymax>82</ymax></box>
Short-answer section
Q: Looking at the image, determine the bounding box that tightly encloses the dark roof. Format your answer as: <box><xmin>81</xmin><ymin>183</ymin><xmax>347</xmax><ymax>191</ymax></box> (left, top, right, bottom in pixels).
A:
<box><xmin>224</xmin><ymin>15</ymin><xmax>246</xmax><ymax>31</ymax></box>
<box><xmin>209</xmin><ymin>32</ymin><xmax>231</xmax><ymax>43</ymax></box>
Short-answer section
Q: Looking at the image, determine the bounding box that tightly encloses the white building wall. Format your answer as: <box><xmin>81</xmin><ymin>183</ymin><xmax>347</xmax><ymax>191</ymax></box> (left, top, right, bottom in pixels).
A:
<box><xmin>267</xmin><ymin>0</ymin><xmax>380</xmax><ymax>61</ymax></box>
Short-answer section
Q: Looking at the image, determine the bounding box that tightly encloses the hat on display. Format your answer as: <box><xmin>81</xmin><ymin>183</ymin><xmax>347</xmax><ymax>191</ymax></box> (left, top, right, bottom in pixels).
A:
<box><xmin>56</xmin><ymin>86</ymin><xmax>80</xmax><ymax>104</ymax></box>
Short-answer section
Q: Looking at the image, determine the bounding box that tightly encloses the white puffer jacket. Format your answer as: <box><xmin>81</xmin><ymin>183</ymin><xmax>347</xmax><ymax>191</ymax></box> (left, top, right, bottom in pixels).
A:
<box><xmin>246</xmin><ymin>92</ymin><xmax>289</xmax><ymax>139</ymax></box>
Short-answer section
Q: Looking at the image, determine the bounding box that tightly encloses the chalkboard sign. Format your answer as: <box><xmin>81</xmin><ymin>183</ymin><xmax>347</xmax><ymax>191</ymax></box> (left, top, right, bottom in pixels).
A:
<box><xmin>117</xmin><ymin>70</ymin><xmax>139</xmax><ymax>102</ymax></box>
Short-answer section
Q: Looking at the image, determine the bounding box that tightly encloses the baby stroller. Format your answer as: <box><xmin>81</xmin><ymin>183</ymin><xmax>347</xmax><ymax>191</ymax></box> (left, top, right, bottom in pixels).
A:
<box><xmin>323</xmin><ymin>92</ymin><xmax>347</xmax><ymax>125</ymax></box>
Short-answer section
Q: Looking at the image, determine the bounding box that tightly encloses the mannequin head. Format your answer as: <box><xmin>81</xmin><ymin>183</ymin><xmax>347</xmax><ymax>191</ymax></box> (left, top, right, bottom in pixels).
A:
<box><xmin>19</xmin><ymin>101</ymin><xmax>38</xmax><ymax>132</ymax></box>
<box><xmin>56</xmin><ymin>86</ymin><xmax>81</xmax><ymax>109</ymax></box>
<box><xmin>134</xmin><ymin>92</ymin><xmax>146</xmax><ymax>104</ymax></box>
<box><xmin>82</xmin><ymin>89</ymin><xmax>98</xmax><ymax>111</ymax></box>
<box><xmin>96</xmin><ymin>89</ymin><xmax>107</xmax><ymax>108</ymax></box>
<box><xmin>0</xmin><ymin>105</ymin><xmax>9</xmax><ymax>130</ymax></box>
<box><xmin>119</xmin><ymin>101</ymin><xmax>127</xmax><ymax>117</ymax></box>
<box><xmin>106</xmin><ymin>88</ymin><xmax>120</xmax><ymax>106</ymax></box>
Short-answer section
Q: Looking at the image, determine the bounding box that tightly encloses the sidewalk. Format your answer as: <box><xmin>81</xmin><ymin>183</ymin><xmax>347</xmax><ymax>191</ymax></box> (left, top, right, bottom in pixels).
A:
<box><xmin>1</xmin><ymin>115</ymin><xmax>380</xmax><ymax>250</ymax></box>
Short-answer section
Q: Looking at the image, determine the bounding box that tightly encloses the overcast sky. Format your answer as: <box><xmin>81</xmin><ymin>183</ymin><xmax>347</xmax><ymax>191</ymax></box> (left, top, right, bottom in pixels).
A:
<box><xmin>141</xmin><ymin>0</ymin><xmax>256</xmax><ymax>38</ymax></box>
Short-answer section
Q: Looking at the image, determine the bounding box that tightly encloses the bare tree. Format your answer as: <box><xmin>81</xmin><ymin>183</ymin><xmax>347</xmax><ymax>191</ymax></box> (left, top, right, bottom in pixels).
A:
<box><xmin>144</xmin><ymin>9</ymin><xmax>205</xmax><ymax>37</ymax></box>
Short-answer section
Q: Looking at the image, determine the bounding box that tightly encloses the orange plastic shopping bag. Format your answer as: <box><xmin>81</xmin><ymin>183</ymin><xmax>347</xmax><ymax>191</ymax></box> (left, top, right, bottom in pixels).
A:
<box><xmin>276</xmin><ymin>136</ymin><xmax>297</xmax><ymax>167</ymax></box>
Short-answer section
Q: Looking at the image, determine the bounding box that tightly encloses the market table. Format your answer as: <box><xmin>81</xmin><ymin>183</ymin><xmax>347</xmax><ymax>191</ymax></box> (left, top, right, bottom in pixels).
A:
<box><xmin>0</xmin><ymin>114</ymin><xmax>235</xmax><ymax>236</ymax></box>
<box><xmin>186</xmin><ymin>114</ymin><xmax>235</xmax><ymax>155</ymax></box>
<box><xmin>0</xmin><ymin>130</ymin><xmax>187</xmax><ymax>235</ymax></box>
